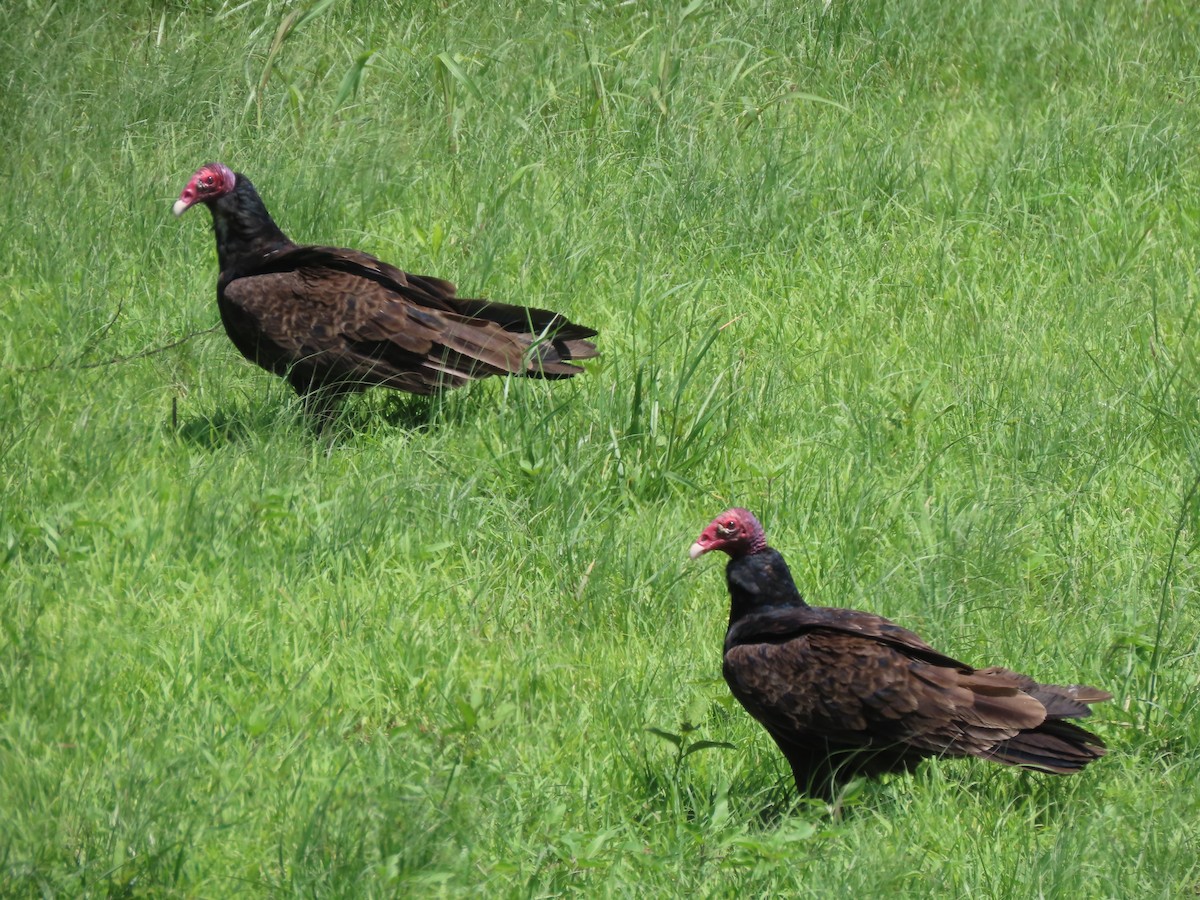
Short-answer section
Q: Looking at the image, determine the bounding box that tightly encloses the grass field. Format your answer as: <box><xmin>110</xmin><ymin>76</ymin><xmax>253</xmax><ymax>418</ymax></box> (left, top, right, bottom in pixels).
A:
<box><xmin>3</xmin><ymin>0</ymin><xmax>1200</xmax><ymax>895</ymax></box>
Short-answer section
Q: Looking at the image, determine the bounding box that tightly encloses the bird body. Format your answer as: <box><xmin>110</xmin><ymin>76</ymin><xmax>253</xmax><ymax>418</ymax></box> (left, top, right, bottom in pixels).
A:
<box><xmin>691</xmin><ymin>509</ymin><xmax>1110</xmax><ymax>796</ymax></box>
<box><xmin>173</xmin><ymin>163</ymin><xmax>597</xmax><ymax>422</ymax></box>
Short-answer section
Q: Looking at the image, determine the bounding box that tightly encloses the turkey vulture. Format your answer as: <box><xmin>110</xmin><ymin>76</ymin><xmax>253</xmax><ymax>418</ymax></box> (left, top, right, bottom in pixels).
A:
<box><xmin>690</xmin><ymin>508</ymin><xmax>1110</xmax><ymax>797</ymax></box>
<box><xmin>173</xmin><ymin>162</ymin><xmax>598</xmax><ymax>424</ymax></box>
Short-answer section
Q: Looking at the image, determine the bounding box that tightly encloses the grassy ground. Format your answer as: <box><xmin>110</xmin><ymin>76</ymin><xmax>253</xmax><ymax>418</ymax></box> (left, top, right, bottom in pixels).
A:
<box><xmin>2</xmin><ymin>0</ymin><xmax>1199</xmax><ymax>895</ymax></box>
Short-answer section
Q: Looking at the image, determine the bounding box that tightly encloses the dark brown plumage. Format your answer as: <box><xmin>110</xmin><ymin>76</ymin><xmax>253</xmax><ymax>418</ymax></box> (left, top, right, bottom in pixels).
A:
<box><xmin>173</xmin><ymin>162</ymin><xmax>598</xmax><ymax>424</ymax></box>
<box><xmin>690</xmin><ymin>508</ymin><xmax>1110</xmax><ymax>797</ymax></box>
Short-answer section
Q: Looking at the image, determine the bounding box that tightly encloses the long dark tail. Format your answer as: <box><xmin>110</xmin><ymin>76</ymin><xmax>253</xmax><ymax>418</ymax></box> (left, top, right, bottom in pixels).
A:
<box><xmin>976</xmin><ymin>669</ymin><xmax>1111</xmax><ymax>774</ymax></box>
<box><xmin>450</xmin><ymin>297</ymin><xmax>599</xmax><ymax>378</ymax></box>
<box><xmin>984</xmin><ymin>718</ymin><xmax>1106</xmax><ymax>773</ymax></box>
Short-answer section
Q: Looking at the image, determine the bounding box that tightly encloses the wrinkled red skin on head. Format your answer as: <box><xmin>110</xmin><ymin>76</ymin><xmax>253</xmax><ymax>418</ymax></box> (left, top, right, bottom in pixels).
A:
<box><xmin>174</xmin><ymin>162</ymin><xmax>236</xmax><ymax>215</ymax></box>
<box><xmin>690</xmin><ymin>507</ymin><xmax>767</xmax><ymax>559</ymax></box>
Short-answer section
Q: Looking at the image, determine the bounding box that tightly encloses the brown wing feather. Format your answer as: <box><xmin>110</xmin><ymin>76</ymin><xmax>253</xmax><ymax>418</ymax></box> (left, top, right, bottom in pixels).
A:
<box><xmin>726</xmin><ymin>634</ymin><xmax>1038</xmax><ymax>751</ymax></box>
<box><xmin>217</xmin><ymin>245</ymin><xmax>597</xmax><ymax>397</ymax></box>
<box><xmin>726</xmin><ymin>605</ymin><xmax>969</xmax><ymax>668</ymax></box>
<box><xmin>723</xmin><ymin>619</ymin><xmax>1106</xmax><ymax>795</ymax></box>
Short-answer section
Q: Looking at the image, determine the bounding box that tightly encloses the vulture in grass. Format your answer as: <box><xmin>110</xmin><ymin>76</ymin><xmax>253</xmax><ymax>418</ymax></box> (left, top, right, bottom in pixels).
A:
<box><xmin>173</xmin><ymin>162</ymin><xmax>598</xmax><ymax>423</ymax></box>
<box><xmin>689</xmin><ymin>508</ymin><xmax>1110</xmax><ymax>797</ymax></box>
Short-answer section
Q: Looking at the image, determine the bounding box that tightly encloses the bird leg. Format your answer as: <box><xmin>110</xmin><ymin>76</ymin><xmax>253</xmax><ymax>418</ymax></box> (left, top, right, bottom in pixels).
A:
<box><xmin>287</xmin><ymin>369</ymin><xmax>353</xmax><ymax>431</ymax></box>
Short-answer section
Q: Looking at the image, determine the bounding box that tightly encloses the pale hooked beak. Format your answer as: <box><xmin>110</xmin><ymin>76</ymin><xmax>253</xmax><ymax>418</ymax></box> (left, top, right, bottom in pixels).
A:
<box><xmin>688</xmin><ymin>541</ymin><xmax>708</xmax><ymax>560</ymax></box>
<box><xmin>172</xmin><ymin>197</ymin><xmax>193</xmax><ymax>217</ymax></box>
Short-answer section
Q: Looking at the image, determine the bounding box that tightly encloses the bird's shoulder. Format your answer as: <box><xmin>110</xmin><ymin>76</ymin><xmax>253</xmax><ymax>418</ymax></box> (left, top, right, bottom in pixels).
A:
<box><xmin>220</xmin><ymin>244</ymin><xmax>459</xmax><ymax>310</ymax></box>
<box><xmin>723</xmin><ymin>612</ymin><xmax>929</xmax><ymax>683</ymax></box>
<box><xmin>217</xmin><ymin>244</ymin><xmax>471</xmax><ymax>343</ymax></box>
<box><xmin>722</xmin><ymin>629</ymin><xmax>940</xmax><ymax>741</ymax></box>
<box><xmin>722</xmin><ymin>614</ymin><xmax>1023</xmax><ymax>744</ymax></box>
<box><xmin>725</xmin><ymin>604</ymin><xmax>956</xmax><ymax>664</ymax></box>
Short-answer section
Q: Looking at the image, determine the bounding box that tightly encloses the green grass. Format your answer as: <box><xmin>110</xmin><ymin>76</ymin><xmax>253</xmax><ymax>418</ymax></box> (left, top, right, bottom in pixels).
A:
<box><xmin>2</xmin><ymin>0</ymin><xmax>1200</xmax><ymax>894</ymax></box>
